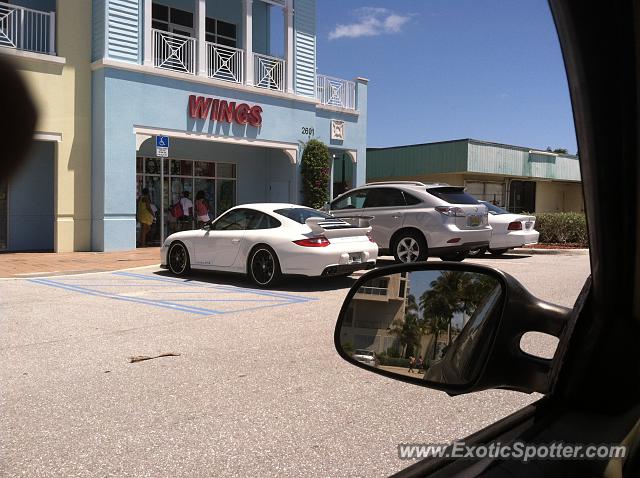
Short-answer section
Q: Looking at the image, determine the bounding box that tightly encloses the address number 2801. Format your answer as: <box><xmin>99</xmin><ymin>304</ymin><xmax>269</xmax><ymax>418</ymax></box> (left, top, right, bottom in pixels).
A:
<box><xmin>302</xmin><ymin>127</ymin><xmax>315</xmax><ymax>135</ymax></box>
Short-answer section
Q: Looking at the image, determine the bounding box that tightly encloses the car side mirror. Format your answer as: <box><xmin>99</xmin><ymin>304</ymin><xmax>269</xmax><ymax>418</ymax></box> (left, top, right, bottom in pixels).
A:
<box><xmin>320</xmin><ymin>202</ymin><xmax>330</xmax><ymax>212</ymax></box>
<box><xmin>334</xmin><ymin>263</ymin><xmax>571</xmax><ymax>396</ymax></box>
<box><xmin>202</xmin><ymin>222</ymin><xmax>212</xmax><ymax>231</ymax></box>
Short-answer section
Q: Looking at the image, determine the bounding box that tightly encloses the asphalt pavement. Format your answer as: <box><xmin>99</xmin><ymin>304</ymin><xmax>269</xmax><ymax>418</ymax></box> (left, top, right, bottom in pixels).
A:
<box><xmin>0</xmin><ymin>252</ymin><xmax>590</xmax><ymax>477</ymax></box>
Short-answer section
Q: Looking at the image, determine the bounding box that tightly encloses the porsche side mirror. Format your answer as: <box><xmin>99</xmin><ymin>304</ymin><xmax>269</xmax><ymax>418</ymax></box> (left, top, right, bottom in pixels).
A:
<box><xmin>334</xmin><ymin>263</ymin><xmax>571</xmax><ymax>396</ymax></box>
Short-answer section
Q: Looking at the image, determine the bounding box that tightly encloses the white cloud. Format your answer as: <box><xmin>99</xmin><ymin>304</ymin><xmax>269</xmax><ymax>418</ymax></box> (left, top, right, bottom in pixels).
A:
<box><xmin>328</xmin><ymin>7</ymin><xmax>412</xmax><ymax>40</ymax></box>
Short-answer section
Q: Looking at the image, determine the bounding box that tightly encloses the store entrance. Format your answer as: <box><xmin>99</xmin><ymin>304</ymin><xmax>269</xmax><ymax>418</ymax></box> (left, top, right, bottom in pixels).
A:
<box><xmin>508</xmin><ymin>180</ymin><xmax>536</xmax><ymax>213</ymax></box>
<box><xmin>135</xmin><ymin>157</ymin><xmax>237</xmax><ymax>247</ymax></box>
<box><xmin>331</xmin><ymin>151</ymin><xmax>354</xmax><ymax>199</ymax></box>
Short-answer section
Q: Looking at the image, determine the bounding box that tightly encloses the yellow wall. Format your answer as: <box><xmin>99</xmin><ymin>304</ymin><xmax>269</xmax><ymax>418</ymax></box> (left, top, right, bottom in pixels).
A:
<box><xmin>9</xmin><ymin>0</ymin><xmax>92</xmax><ymax>251</ymax></box>
<box><xmin>535</xmin><ymin>181</ymin><xmax>584</xmax><ymax>213</ymax></box>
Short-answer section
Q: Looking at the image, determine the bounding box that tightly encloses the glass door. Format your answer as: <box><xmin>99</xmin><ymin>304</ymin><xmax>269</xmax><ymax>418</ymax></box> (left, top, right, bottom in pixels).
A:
<box><xmin>0</xmin><ymin>178</ymin><xmax>7</xmax><ymax>250</ymax></box>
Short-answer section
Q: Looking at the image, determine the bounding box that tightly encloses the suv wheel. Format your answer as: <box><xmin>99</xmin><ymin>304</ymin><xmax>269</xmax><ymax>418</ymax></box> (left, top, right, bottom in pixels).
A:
<box><xmin>393</xmin><ymin>232</ymin><xmax>428</xmax><ymax>263</ymax></box>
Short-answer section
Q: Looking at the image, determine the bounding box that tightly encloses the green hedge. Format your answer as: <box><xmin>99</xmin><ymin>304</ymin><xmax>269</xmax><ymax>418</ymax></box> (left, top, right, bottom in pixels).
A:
<box><xmin>533</xmin><ymin>212</ymin><xmax>588</xmax><ymax>246</ymax></box>
<box><xmin>300</xmin><ymin>139</ymin><xmax>331</xmax><ymax>209</ymax></box>
<box><xmin>378</xmin><ymin>356</ymin><xmax>410</xmax><ymax>367</ymax></box>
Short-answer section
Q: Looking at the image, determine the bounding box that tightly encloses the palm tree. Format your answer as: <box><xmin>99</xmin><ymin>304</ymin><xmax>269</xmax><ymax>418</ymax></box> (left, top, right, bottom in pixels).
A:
<box><xmin>419</xmin><ymin>271</ymin><xmax>498</xmax><ymax>359</ymax></box>
<box><xmin>390</xmin><ymin>294</ymin><xmax>422</xmax><ymax>358</ymax></box>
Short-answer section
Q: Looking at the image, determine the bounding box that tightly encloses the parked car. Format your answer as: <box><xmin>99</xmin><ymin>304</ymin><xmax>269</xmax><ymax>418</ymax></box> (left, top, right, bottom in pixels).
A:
<box><xmin>327</xmin><ymin>182</ymin><xmax>491</xmax><ymax>262</ymax></box>
<box><xmin>332</xmin><ymin>1</ymin><xmax>640</xmax><ymax>476</ymax></box>
<box><xmin>161</xmin><ymin>204</ymin><xmax>378</xmax><ymax>287</ymax></box>
<box><xmin>352</xmin><ymin>349</ymin><xmax>378</xmax><ymax>367</ymax></box>
<box><xmin>467</xmin><ymin>201</ymin><xmax>540</xmax><ymax>256</ymax></box>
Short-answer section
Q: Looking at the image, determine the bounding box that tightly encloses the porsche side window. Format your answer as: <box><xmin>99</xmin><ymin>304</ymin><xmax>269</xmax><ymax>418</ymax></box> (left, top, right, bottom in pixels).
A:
<box><xmin>332</xmin><ymin>190</ymin><xmax>367</xmax><ymax>210</ymax></box>
<box><xmin>247</xmin><ymin>212</ymin><xmax>281</xmax><ymax>230</ymax></box>
<box><xmin>211</xmin><ymin>209</ymin><xmax>248</xmax><ymax>230</ymax></box>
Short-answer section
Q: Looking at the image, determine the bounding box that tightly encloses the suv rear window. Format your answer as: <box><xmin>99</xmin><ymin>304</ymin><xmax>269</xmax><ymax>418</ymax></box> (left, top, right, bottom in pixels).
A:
<box><xmin>427</xmin><ymin>187</ymin><xmax>479</xmax><ymax>205</ymax></box>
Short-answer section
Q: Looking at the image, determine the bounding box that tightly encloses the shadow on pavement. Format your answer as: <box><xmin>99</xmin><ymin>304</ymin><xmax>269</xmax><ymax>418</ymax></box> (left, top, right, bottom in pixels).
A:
<box><xmin>467</xmin><ymin>253</ymin><xmax>532</xmax><ymax>260</ymax></box>
<box><xmin>152</xmin><ymin>269</ymin><xmax>358</xmax><ymax>292</ymax></box>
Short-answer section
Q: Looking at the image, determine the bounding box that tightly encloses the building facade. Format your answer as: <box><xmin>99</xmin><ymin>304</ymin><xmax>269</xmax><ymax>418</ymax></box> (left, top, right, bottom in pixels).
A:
<box><xmin>340</xmin><ymin>272</ymin><xmax>409</xmax><ymax>355</ymax></box>
<box><xmin>1</xmin><ymin>0</ymin><xmax>368</xmax><ymax>252</ymax></box>
<box><xmin>0</xmin><ymin>0</ymin><xmax>92</xmax><ymax>252</ymax></box>
<box><xmin>367</xmin><ymin>139</ymin><xmax>583</xmax><ymax>214</ymax></box>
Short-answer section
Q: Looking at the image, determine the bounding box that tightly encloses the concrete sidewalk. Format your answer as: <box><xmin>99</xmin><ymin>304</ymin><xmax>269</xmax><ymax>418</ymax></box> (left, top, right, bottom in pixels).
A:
<box><xmin>0</xmin><ymin>247</ymin><xmax>161</xmax><ymax>278</ymax></box>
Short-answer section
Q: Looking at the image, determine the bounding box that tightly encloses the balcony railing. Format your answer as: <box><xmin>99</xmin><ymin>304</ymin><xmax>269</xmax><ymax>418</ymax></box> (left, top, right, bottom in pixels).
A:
<box><xmin>0</xmin><ymin>1</ymin><xmax>55</xmax><ymax>55</ymax></box>
<box><xmin>153</xmin><ymin>29</ymin><xmax>196</xmax><ymax>75</ymax></box>
<box><xmin>207</xmin><ymin>42</ymin><xmax>243</xmax><ymax>84</ymax></box>
<box><xmin>254</xmin><ymin>53</ymin><xmax>285</xmax><ymax>92</ymax></box>
<box><xmin>317</xmin><ymin>74</ymin><xmax>356</xmax><ymax>110</ymax></box>
<box><xmin>358</xmin><ymin>286</ymin><xmax>388</xmax><ymax>296</ymax></box>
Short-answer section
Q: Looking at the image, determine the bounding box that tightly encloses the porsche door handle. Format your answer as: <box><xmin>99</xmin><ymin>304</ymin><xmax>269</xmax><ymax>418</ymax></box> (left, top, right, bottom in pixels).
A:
<box><xmin>231</xmin><ymin>238</ymin><xmax>241</xmax><ymax>243</ymax></box>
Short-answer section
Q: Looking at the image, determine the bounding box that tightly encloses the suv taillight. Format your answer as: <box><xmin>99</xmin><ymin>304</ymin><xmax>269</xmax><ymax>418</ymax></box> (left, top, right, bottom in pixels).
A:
<box><xmin>293</xmin><ymin>236</ymin><xmax>330</xmax><ymax>247</ymax></box>
<box><xmin>435</xmin><ymin>206</ymin><xmax>466</xmax><ymax>217</ymax></box>
<box><xmin>366</xmin><ymin>232</ymin><xmax>376</xmax><ymax>243</ymax></box>
<box><xmin>507</xmin><ymin>221</ymin><xmax>523</xmax><ymax>231</ymax></box>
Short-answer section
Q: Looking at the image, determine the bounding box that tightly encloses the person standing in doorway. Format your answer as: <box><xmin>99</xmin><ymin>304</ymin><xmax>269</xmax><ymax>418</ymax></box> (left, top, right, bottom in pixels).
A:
<box><xmin>137</xmin><ymin>188</ymin><xmax>154</xmax><ymax>247</ymax></box>
<box><xmin>195</xmin><ymin>190</ymin><xmax>212</xmax><ymax>227</ymax></box>
<box><xmin>179</xmin><ymin>190</ymin><xmax>194</xmax><ymax>230</ymax></box>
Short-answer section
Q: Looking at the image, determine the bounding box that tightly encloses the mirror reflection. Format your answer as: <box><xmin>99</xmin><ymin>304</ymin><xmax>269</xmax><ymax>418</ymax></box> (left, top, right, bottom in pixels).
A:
<box><xmin>339</xmin><ymin>270</ymin><xmax>503</xmax><ymax>386</ymax></box>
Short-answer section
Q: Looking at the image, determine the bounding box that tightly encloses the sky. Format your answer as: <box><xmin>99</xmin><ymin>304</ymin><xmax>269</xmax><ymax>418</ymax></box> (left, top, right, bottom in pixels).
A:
<box><xmin>314</xmin><ymin>0</ymin><xmax>577</xmax><ymax>153</ymax></box>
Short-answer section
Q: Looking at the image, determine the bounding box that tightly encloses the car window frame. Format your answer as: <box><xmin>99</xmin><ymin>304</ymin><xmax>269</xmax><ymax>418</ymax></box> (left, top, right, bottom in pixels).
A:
<box><xmin>210</xmin><ymin>208</ymin><xmax>250</xmax><ymax>231</ymax></box>
<box><xmin>331</xmin><ymin>189</ymin><xmax>369</xmax><ymax>210</ymax></box>
<box><xmin>362</xmin><ymin>187</ymin><xmax>407</xmax><ymax>208</ymax></box>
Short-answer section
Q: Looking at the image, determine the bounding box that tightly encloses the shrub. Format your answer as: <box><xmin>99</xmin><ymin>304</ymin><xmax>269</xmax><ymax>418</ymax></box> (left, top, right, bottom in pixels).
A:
<box><xmin>300</xmin><ymin>139</ymin><xmax>331</xmax><ymax>209</ymax></box>
<box><xmin>378</xmin><ymin>356</ymin><xmax>411</xmax><ymax>367</ymax></box>
<box><xmin>534</xmin><ymin>212</ymin><xmax>588</xmax><ymax>246</ymax></box>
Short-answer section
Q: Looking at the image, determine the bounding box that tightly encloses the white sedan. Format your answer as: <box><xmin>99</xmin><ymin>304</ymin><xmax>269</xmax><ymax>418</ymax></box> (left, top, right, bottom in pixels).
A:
<box><xmin>160</xmin><ymin>203</ymin><xmax>378</xmax><ymax>287</ymax></box>
<box><xmin>468</xmin><ymin>201</ymin><xmax>539</xmax><ymax>256</ymax></box>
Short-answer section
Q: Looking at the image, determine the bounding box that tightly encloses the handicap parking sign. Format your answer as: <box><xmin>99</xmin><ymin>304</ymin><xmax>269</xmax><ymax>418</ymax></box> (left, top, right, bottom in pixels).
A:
<box><xmin>156</xmin><ymin>135</ymin><xmax>169</xmax><ymax>157</ymax></box>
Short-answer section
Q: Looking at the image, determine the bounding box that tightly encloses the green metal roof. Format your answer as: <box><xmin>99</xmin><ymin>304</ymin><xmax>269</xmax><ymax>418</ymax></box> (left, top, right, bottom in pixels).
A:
<box><xmin>367</xmin><ymin>139</ymin><xmax>581</xmax><ymax>182</ymax></box>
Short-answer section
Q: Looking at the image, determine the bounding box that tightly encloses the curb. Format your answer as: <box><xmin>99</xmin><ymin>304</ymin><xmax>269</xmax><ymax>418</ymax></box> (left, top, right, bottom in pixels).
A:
<box><xmin>511</xmin><ymin>248</ymin><xmax>589</xmax><ymax>256</ymax></box>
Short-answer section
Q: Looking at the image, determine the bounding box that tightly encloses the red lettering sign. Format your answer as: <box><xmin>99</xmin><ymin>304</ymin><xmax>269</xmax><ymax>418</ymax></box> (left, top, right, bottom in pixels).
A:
<box><xmin>188</xmin><ymin>95</ymin><xmax>263</xmax><ymax>127</ymax></box>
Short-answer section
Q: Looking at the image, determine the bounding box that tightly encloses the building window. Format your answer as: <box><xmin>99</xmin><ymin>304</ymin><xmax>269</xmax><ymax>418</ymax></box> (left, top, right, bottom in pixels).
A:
<box><xmin>136</xmin><ymin>157</ymin><xmax>237</xmax><ymax>247</ymax></box>
<box><xmin>465</xmin><ymin>181</ymin><xmax>506</xmax><ymax>207</ymax></box>
<box><xmin>151</xmin><ymin>4</ymin><xmax>237</xmax><ymax>47</ymax></box>
<box><xmin>152</xmin><ymin>4</ymin><xmax>194</xmax><ymax>37</ymax></box>
<box><xmin>205</xmin><ymin>18</ymin><xmax>237</xmax><ymax>48</ymax></box>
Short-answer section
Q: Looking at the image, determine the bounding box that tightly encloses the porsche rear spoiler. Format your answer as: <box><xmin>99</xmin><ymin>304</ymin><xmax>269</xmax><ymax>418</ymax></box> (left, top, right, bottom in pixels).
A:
<box><xmin>305</xmin><ymin>216</ymin><xmax>373</xmax><ymax>237</ymax></box>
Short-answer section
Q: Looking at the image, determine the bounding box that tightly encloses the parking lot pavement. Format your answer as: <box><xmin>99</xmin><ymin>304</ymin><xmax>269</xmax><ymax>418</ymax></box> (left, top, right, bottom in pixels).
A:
<box><xmin>0</xmin><ymin>252</ymin><xmax>590</xmax><ymax>478</ymax></box>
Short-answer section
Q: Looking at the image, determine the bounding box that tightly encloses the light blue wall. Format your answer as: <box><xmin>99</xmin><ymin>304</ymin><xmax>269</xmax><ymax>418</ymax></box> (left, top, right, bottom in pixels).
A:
<box><xmin>105</xmin><ymin>0</ymin><xmax>141</xmax><ymax>63</ymax></box>
<box><xmin>293</xmin><ymin>0</ymin><xmax>316</xmax><ymax>97</ymax></box>
<box><xmin>92</xmin><ymin>67</ymin><xmax>366</xmax><ymax>250</ymax></box>
<box><xmin>92</xmin><ymin>0</ymin><xmax>106</xmax><ymax>62</ymax></box>
<box><xmin>8</xmin><ymin>141</ymin><xmax>55</xmax><ymax>251</ymax></box>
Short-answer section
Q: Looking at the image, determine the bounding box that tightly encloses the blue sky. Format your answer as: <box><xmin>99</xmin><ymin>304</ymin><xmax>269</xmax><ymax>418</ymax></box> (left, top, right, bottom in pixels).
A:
<box><xmin>315</xmin><ymin>0</ymin><xmax>577</xmax><ymax>153</ymax></box>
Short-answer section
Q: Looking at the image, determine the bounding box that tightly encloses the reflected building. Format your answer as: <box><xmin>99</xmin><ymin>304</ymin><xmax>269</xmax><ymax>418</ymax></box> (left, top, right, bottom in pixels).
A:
<box><xmin>340</xmin><ymin>272</ymin><xmax>409</xmax><ymax>354</ymax></box>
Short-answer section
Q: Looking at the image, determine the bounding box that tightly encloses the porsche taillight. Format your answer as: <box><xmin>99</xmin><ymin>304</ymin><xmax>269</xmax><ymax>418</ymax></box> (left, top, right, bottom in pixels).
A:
<box><xmin>293</xmin><ymin>236</ymin><xmax>330</xmax><ymax>247</ymax></box>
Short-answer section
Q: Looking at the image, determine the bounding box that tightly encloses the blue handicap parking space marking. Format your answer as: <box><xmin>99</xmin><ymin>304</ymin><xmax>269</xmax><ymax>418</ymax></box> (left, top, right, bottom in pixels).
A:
<box><xmin>29</xmin><ymin>271</ymin><xmax>316</xmax><ymax>317</ymax></box>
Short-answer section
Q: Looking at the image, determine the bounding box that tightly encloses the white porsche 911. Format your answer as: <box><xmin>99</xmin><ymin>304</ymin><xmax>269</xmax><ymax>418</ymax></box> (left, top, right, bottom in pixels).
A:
<box><xmin>160</xmin><ymin>204</ymin><xmax>378</xmax><ymax>287</ymax></box>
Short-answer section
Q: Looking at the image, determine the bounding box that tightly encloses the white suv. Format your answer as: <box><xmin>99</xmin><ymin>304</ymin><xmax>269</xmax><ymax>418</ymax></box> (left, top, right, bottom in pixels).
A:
<box><xmin>327</xmin><ymin>182</ymin><xmax>491</xmax><ymax>262</ymax></box>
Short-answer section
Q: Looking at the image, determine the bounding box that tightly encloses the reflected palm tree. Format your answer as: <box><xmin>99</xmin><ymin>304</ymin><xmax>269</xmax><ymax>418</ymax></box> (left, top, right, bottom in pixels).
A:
<box><xmin>419</xmin><ymin>271</ymin><xmax>497</xmax><ymax>361</ymax></box>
